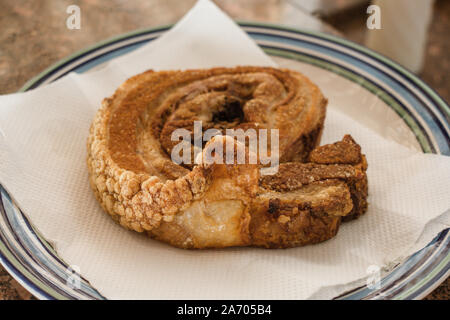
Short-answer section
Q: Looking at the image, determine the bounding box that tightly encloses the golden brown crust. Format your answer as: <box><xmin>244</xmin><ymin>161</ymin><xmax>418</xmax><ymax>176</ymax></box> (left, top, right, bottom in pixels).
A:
<box><xmin>259</xmin><ymin>162</ymin><xmax>364</xmax><ymax>192</ymax></box>
<box><xmin>86</xmin><ymin>67</ymin><xmax>368</xmax><ymax>249</ymax></box>
<box><xmin>251</xmin><ymin>180</ymin><xmax>351</xmax><ymax>248</ymax></box>
<box><xmin>250</xmin><ymin>135</ymin><xmax>368</xmax><ymax>248</ymax></box>
<box><xmin>308</xmin><ymin>135</ymin><xmax>368</xmax><ymax>221</ymax></box>
<box><xmin>309</xmin><ymin>134</ymin><xmax>362</xmax><ymax>165</ymax></box>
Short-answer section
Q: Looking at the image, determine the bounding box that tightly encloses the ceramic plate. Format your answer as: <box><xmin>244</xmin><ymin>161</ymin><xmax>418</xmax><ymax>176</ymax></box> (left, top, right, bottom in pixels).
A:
<box><xmin>0</xmin><ymin>23</ymin><xmax>449</xmax><ymax>300</ymax></box>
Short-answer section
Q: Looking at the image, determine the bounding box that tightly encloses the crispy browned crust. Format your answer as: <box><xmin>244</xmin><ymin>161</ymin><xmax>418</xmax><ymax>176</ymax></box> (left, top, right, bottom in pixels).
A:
<box><xmin>251</xmin><ymin>135</ymin><xmax>368</xmax><ymax>248</ymax></box>
<box><xmin>309</xmin><ymin>135</ymin><xmax>368</xmax><ymax>221</ymax></box>
<box><xmin>250</xmin><ymin>180</ymin><xmax>350</xmax><ymax>248</ymax></box>
<box><xmin>86</xmin><ymin>67</ymin><xmax>368</xmax><ymax>249</ymax></box>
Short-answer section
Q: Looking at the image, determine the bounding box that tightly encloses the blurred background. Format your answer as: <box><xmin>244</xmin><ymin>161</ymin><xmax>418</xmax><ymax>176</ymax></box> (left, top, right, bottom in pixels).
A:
<box><xmin>0</xmin><ymin>0</ymin><xmax>448</xmax><ymax>300</ymax></box>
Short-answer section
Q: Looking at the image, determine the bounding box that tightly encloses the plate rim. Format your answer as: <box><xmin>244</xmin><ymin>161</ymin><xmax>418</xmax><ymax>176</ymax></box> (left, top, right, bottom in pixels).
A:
<box><xmin>19</xmin><ymin>20</ymin><xmax>450</xmax><ymax>120</ymax></box>
<box><xmin>1</xmin><ymin>21</ymin><xmax>448</xmax><ymax>300</ymax></box>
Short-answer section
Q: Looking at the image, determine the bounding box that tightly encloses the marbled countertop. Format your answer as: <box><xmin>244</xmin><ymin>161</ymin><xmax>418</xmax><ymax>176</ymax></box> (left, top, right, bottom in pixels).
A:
<box><xmin>0</xmin><ymin>0</ymin><xmax>448</xmax><ymax>300</ymax></box>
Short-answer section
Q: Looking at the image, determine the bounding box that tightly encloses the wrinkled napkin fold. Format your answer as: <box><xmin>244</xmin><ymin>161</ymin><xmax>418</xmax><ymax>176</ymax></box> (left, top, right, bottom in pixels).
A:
<box><xmin>0</xmin><ymin>0</ymin><xmax>449</xmax><ymax>299</ymax></box>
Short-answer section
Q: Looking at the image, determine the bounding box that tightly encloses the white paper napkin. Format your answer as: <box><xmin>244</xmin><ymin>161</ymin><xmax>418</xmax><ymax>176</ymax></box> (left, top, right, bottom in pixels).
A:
<box><xmin>0</xmin><ymin>0</ymin><xmax>449</xmax><ymax>299</ymax></box>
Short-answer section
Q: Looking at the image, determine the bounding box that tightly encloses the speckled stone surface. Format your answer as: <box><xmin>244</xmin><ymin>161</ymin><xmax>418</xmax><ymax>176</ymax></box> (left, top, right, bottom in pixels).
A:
<box><xmin>0</xmin><ymin>0</ymin><xmax>448</xmax><ymax>300</ymax></box>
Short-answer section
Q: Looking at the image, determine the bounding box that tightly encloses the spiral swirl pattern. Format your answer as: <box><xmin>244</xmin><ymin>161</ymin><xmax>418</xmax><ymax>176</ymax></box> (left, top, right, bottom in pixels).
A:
<box><xmin>87</xmin><ymin>66</ymin><xmax>367</xmax><ymax>248</ymax></box>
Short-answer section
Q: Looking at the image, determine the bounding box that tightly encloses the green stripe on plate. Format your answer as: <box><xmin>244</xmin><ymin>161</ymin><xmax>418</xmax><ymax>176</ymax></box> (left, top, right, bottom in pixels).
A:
<box><xmin>394</xmin><ymin>253</ymin><xmax>450</xmax><ymax>300</ymax></box>
<box><xmin>0</xmin><ymin>240</ymin><xmax>68</xmax><ymax>300</ymax></box>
